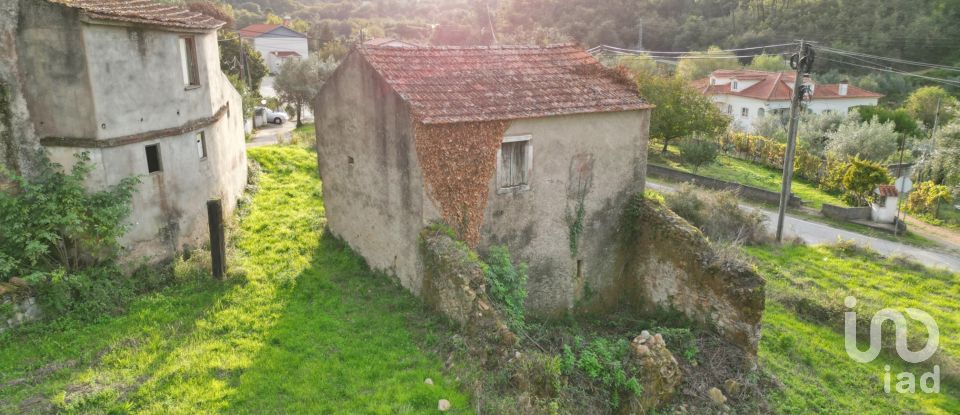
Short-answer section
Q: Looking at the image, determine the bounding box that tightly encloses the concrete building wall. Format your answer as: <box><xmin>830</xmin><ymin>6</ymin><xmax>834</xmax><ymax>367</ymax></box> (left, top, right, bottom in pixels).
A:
<box><xmin>315</xmin><ymin>52</ymin><xmax>428</xmax><ymax>292</ymax></box>
<box><xmin>714</xmin><ymin>94</ymin><xmax>879</xmax><ymax>132</ymax></box>
<box><xmin>0</xmin><ymin>0</ymin><xmax>41</xmax><ymax>177</ymax></box>
<box><xmin>16</xmin><ymin>2</ymin><xmax>247</xmax><ymax>261</ymax></box>
<box><xmin>479</xmin><ymin>110</ymin><xmax>650</xmax><ymax>316</ymax></box>
<box><xmin>16</xmin><ymin>0</ymin><xmax>98</xmax><ymax>140</ymax></box>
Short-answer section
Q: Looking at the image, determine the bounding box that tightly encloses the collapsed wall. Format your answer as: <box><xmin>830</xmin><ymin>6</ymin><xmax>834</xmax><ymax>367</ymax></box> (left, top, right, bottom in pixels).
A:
<box><xmin>617</xmin><ymin>194</ymin><xmax>766</xmax><ymax>358</ymax></box>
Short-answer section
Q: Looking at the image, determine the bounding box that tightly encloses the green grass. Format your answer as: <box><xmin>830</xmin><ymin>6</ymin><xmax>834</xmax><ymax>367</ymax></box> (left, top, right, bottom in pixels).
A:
<box><xmin>650</xmin><ymin>143</ymin><xmax>848</xmax><ymax>209</ymax></box>
<box><xmin>0</xmin><ymin>146</ymin><xmax>470</xmax><ymax>414</ymax></box>
<box><xmin>748</xmin><ymin>243</ymin><xmax>960</xmax><ymax>414</ymax></box>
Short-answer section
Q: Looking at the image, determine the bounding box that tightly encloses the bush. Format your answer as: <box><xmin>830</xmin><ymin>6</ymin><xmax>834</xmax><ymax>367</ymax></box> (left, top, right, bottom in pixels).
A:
<box><xmin>841</xmin><ymin>157</ymin><xmax>892</xmax><ymax>206</ymax></box>
<box><xmin>483</xmin><ymin>245</ymin><xmax>528</xmax><ymax>332</ymax></box>
<box><xmin>560</xmin><ymin>336</ymin><xmax>642</xmax><ymax>410</ymax></box>
<box><xmin>825</xmin><ymin>117</ymin><xmax>900</xmax><ymax>162</ymax></box>
<box><xmin>906</xmin><ymin>181</ymin><xmax>953</xmax><ymax>218</ymax></box>
<box><xmin>663</xmin><ymin>185</ymin><xmax>767</xmax><ymax>245</ymax></box>
<box><xmin>0</xmin><ymin>152</ymin><xmax>139</xmax><ymax>280</ymax></box>
<box><xmin>678</xmin><ymin>136</ymin><xmax>719</xmax><ymax>173</ymax></box>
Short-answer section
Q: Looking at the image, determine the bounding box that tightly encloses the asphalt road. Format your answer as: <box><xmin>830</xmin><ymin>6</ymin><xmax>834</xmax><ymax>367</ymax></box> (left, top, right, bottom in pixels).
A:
<box><xmin>647</xmin><ymin>181</ymin><xmax>960</xmax><ymax>272</ymax></box>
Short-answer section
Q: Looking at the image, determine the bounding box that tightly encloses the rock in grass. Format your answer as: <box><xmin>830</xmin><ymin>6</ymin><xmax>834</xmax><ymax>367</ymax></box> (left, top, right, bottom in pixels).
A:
<box><xmin>708</xmin><ymin>387</ymin><xmax>727</xmax><ymax>405</ymax></box>
<box><xmin>438</xmin><ymin>399</ymin><xmax>451</xmax><ymax>411</ymax></box>
<box><xmin>424</xmin><ymin>378</ymin><xmax>434</xmax><ymax>385</ymax></box>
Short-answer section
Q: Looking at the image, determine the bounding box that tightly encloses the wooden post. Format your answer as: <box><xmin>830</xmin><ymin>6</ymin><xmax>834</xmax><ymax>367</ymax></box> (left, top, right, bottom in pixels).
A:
<box><xmin>207</xmin><ymin>199</ymin><xmax>226</xmax><ymax>280</ymax></box>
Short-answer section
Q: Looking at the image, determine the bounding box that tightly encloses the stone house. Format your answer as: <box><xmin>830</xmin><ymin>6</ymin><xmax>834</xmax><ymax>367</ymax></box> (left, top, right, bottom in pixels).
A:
<box><xmin>315</xmin><ymin>44</ymin><xmax>764</xmax><ymax>354</ymax></box>
<box><xmin>1</xmin><ymin>0</ymin><xmax>248</xmax><ymax>260</ymax></box>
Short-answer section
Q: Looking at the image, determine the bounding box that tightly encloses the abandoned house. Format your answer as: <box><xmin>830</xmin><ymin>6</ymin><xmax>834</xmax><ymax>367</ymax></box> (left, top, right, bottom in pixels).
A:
<box><xmin>0</xmin><ymin>0</ymin><xmax>248</xmax><ymax>260</ymax></box>
<box><xmin>315</xmin><ymin>44</ymin><xmax>764</xmax><ymax>355</ymax></box>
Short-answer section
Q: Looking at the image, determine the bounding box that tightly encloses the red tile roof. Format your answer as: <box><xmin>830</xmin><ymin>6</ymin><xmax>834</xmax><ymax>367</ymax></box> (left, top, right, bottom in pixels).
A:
<box><xmin>49</xmin><ymin>0</ymin><xmax>224</xmax><ymax>30</ymax></box>
<box><xmin>693</xmin><ymin>70</ymin><xmax>883</xmax><ymax>101</ymax></box>
<box><xmin>358</xmin><ymin>44</ymin><xmax>651</xmax><ymax>124</ymax></box>
<box><xmin>877</xmin><ymin>185</ymin><xmax>899</xmax><ymax>197</ymax></box>
<box><xmin>238</xmin><ymin>24</ymin><xmax>282</xmax><ymax>38</ymax></box>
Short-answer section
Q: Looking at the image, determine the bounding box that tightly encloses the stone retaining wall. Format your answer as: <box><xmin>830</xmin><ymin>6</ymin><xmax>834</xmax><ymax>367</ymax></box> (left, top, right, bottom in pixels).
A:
<box><xmin>0</xmin><ymin>279</ymin><xmax>40</xmax><ymax>332</ymax></box>
<box><xmin>821</xmin><ymin>203</ymin><xmax>871</xmax><ymax>221</ymax></box>
<box><xmin>647</xmin><ymin>164</ymin><xmax>802</xmax><ymax>207</ymax></box>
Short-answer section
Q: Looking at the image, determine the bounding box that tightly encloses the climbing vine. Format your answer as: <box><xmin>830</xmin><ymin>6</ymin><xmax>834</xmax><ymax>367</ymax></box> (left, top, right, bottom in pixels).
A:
<box><xmin>413</xmin><ymin>121</ymin><xmax>509</xmax><ymax>247</ymax></box>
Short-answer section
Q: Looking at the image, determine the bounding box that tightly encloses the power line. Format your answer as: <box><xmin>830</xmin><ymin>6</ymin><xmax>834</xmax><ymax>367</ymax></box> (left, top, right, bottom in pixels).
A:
<box><xmin>820</xmin><ymin>56</ymin><xmax>960</xmax><ymax>88</ymax></box>
<box><xmin>588</xmin><ymin>42</ymin><xmax>797</xmax><ymax>55</ymax></box>
<box><xmin>818</xmin><ymin>46</ymin><xmax>960</xmax><ymax>73</ymax></box>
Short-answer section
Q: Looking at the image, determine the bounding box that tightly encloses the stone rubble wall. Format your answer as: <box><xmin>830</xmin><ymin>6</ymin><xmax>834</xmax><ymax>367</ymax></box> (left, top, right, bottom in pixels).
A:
<box><xmin>0</xmin><ymin>279</ymin><xmax>41</xmax><ymax>332</ymax></box>
<box><xmin>0</xmin><ymin>0</ymin><xmax>41</xmax><ymax>179</ymax></box>
<box><xmin>619</xmin><ymin>195</ymin><xmax>766</xmax><ymax>359</ymax></box>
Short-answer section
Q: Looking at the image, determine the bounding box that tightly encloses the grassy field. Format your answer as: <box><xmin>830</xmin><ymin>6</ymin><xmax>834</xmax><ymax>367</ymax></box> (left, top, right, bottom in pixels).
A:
<box><xmin>0</xmin><ymin>147</ymin><xmax>470</xmax><ymax>414</ymax></box>
<box><xmin>649</xmin><ymin>143</ymin><xmax>848</xmax><ymax>209</ymax></box>
<box><xmin>749</xmin><ymin>243</ymin><xmax>960</xmax><ymax>414</ymax></box>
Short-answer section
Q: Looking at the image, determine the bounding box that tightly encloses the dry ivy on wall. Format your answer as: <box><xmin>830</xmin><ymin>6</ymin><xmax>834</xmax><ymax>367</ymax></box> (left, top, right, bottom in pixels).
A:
<box><xmin>414</xmin><ymin>121</ymin><xmax>510</xmax><ymax>247</ymax></box>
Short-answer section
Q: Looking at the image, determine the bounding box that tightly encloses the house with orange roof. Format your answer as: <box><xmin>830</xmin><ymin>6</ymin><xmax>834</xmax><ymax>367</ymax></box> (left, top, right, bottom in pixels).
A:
<box><xmin>692</xmin><ymin>69</ymin><xmax>883</xmax><ymax>131</ymax></box>
<box><xmin>238</xmin><ymin>23</ymin><xmax>308</xmax><ymax>73</ymax></box>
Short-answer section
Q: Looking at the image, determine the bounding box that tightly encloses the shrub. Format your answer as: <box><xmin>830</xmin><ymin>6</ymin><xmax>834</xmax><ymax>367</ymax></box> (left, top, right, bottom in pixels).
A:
<box><xmin>825</xmin><ymin>117</ymin><xmax>900</xmax><ymax>162</ymax></box>
<box><xmin>560</xmin><ymin>336</ymin><xmax>643</xmax><ymax>410</ymax></box>
<box><xmin>0</xmin><ymin>152</ymin><xmax>139</xmax><ymax>280</ymax></box>
<box><xmin>841</xmin><ymin>157</ymin><xmax>892</xmax><ymax>206</ymax></box>
<box><xmin>906</xmin><ymin>181</ymin><xmax>953</xmax><ymax>218</ymax></box>
<box><xmin>663</xmin><ymin>185</ymin><xmax>767</xmax><ymax>245</ymax></box>
<box><xmin>678</xmin><ymin>136</ymin><xmax>719</xmax><ymax>173</ymax></box>
<box><xmin>483</xmin><ymin>245</ymin><xmax>528</xmax><ymax>332</ymax></box>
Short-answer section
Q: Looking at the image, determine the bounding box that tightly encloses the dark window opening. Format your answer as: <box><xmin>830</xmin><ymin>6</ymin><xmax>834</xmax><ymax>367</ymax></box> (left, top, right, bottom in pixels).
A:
<box><xmin>348</xmin><ymin>156</ymin><xmax>355</xmax><ymax>165</ymax></box>
<box><xmin>499</xmin><ymin>140</ymin><xmax>530</xmax><ymax>189</ymax></box>
<box><xmin>146</xmin><ymin>144</ymin><xmax>162</xmax><ymax>173</ymax></box>
<box><xmin>576</xmin><ymin>259</ymin><xmax>584</xmax><ymax>281</ymax></box>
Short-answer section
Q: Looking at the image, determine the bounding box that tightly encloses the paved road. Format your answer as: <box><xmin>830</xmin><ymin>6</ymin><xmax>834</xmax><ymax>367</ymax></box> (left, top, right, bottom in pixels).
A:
<box><xmin>247</xmin><ymin>121</ymin><xmax>295</xmax><ymax>148</ymax></box>
<box><xmin>647</xmin><ymin>181</ymin><xmax>960</xmax><ymax>272</ymax></box>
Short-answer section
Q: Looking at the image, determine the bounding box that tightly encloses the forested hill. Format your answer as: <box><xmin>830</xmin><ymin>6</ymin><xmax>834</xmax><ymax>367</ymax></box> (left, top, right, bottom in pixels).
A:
<box><xmin>223</xmin><ymin>0</ymin><xmax>960</xmax><ymax>67</ymax></box>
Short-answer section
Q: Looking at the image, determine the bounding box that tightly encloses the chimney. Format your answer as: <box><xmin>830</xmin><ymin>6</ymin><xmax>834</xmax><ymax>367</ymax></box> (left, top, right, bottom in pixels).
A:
<box><xmin>283</xmin><ymin>16</ymin><xmax>292</xmax><ymax>27</ymax></box>
<box><xmin>839</xmin><ymin>79</ymin><xmax>849</xmax><ymax>96</ymax></box>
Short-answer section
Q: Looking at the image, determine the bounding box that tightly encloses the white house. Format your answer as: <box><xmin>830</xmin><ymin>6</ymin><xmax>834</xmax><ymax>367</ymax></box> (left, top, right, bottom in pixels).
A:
<box><xmin>238</xmin><ymin>23</ymin><xmax>309</xmax><ymax>73</ymax></box>
<box><xmin>692</xmin><ymin>69</ymin><xmax>883</xmax><ymax>132</ymax></box>
<box><xmin>9</xmin><ymin>0</ymin><xmax>249</xmax><ymax>261</ymax></box>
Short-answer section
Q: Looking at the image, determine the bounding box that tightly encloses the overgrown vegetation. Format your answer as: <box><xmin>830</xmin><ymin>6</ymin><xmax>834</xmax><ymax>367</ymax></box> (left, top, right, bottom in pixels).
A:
<box><xmin>662</xmin><ymin>184</ymin><xmax>767</xmax><ymax>246</ymax></box>
<box><xmin>0</xmin><ymin>152</ymin><xmax>148</xmax><ymax>318</ymax></box>
<box><xmin>678</xmin><ymin>135</ymin><xmax>719</xmax><ymax>173</ymax></box>
<box><xmin>482</xmin><ymin>245</ymin><xmax>528</xmax><ymax>332</ymax></box>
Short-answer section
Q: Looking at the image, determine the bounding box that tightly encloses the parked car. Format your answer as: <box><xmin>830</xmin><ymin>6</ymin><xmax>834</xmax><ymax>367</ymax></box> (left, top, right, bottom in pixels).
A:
<box><xmin>255</xmin><ymin>107</ymin><xmax>289</xmax><ymax>124</ymax></box>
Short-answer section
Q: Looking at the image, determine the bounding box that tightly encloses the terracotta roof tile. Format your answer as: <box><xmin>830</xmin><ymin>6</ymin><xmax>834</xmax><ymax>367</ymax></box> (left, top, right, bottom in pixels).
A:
<box><xmin>50</xmin><ymin>0</ymin><xmax>223</xmax><ymax>30</ymax></box>
<box><xmin>877</xmin><ymin>185</ymin><xmax>899</xmax><ymax>197</ymax></box>
<box><xmin>239</xmin><ymin>24</ymin><xmax>284</xmax><ymax>38</ymax></box>
<box><xmin>359</xmin><ymin>44</ymin><xmax>651</xmax><ymax>124</ymax></box>
<box><xmin>694</xmin><ymin>70</ymin><xmax>883</xmax><ymax>101</ymax></box>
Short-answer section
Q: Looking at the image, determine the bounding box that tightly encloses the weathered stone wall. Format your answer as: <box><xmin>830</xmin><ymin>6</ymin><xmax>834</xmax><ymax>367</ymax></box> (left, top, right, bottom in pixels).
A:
<box><xmin>821</xmin><ymin>203</ymin><xmax>871</xmax><ymax>221</ymax></box>
<box><xmin>0</xmin><ymin>279</ymin><xmax>40</xmax><ymax>332</ymax></box>
<box><xmin>614</xmin><ymin>195</ymin><xmax>765</xmax><ymax>357</ymax></box>
<box><xmin>0</xmin><ymin>0</ymin><xmax>41</xmax><ymax>178</ymax></box>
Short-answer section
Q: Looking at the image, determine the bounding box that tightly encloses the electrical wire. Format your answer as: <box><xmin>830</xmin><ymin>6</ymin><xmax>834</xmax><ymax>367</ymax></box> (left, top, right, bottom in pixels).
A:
<box><xmin>818</xmin><ymin>46</ymin><xmax>960</xmax><ymax>73</ymax></box>
<box><xmin>820</xmin><ymin>56</ymin><xmax>960</xmax><ymax>88</ymax></box>
<box><xmin>587</xmin><ymin>42</ymin><xmax>797</xmax><ymax>55</ymax></box>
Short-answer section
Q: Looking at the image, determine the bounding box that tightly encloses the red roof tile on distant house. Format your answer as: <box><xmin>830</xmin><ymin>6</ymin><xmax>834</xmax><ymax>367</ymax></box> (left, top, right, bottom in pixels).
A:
<box><xmin>877</xmin><ymin>185</ymin><xmax>899</xmax><ymax>197</ymax></box>
<box><xmin>692</xmin><ymin>70</ymin><xmax>883</xmax><ymax>101</ymax></box>
<box><xmin>359</xmin><ymin>44</ymin><xmax>652</xmax><ymax>124</ymax></box>
<box><xmin>238</xmin><ymin>24</ymin><xmax>281</xmax><ymax>38</ymax></box>
<box><xmin>49</xmin><ymin>0</ymin><xmax>224</xmax><ymax>30</ymax></box>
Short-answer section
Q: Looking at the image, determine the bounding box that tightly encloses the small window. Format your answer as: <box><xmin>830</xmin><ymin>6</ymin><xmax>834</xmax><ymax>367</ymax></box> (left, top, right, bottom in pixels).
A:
<box><xmin>758</xmin><ymin>108</ymin><xmax>765</xmax><ymax>117</ymax></box>
<box><xmin>145</xmin><ymin>144</ymin><xmax>162</xmax><ymax>173</ymax></box>
<box><xmin>196</xmin><ymin>132</ymin><xmax>207</xmax><ymax>159</ymax></box>
<box><xmin>732</xmin><ymin>81</ymin><xmax>739</xmax><ymax>90</ymax></box>
<box><xmin>741</xmin><ymin>107</ymin><xmax>749</xmax><ymax>117</ymax></box>
<box><xmin>179</xmin><ymin>37</ymin><xmax>200</xmax><ymax>86</ymax></box>
<box><xmin>726</xmin><ymin>104</ymin><xmax>733</xmax><ymax>114</ymax></box>
<box><xmin>498</xmin><ymin>135</ymin><xmax>532</xmax><ymax>191</ymax></box>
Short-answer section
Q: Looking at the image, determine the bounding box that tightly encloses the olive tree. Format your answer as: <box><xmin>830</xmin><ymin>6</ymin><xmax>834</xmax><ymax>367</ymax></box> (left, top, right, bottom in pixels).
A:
<box><xmin>274</xmin><ymin>54</ymin><xmax>339</xmax><ymax>128</ymax></box>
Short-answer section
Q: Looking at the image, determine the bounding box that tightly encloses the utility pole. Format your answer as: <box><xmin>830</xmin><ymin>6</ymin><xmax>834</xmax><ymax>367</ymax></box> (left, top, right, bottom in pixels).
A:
<box><xmin>776</xmin><ymin>40</ymin><xmax>814</xmax><ymax>242</ymax></box>
<box><xmin>238</xmin><ymin>36</ymin><xmax>250</xmax><ymax>88</ymax></box>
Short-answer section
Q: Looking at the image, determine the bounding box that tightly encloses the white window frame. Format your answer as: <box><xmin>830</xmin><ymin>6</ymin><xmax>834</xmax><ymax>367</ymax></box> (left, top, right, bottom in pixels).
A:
<box><xmin>496</xmin><ymin>134</ymin><xmax>533</xmax><ymax>194</ymax></box>
<box><xmin>741</xmin><ymin>107</ymin><xmax>749</xmax><ymax>117</ymax></box>
<box><xmin>196</xmin><ymin>131</ymin><xmax>208</xmax><ymax>160</ymax></box>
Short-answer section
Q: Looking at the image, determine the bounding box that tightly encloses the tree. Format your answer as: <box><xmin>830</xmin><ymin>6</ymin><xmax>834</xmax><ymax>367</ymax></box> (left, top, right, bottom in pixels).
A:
<box><xmin>825</xmin><ymin>117</ymin><xmax>900</xmax><ymax>162</ymax></box>
<box><xmin>928</xmin><ymin>121</ymin><xmax>960</xmax><ymax>186</ymax></box>
<box><xmin>842</xmin><ymin>157</ymin><xmax>892</xmax><ymax>206</ymax></box>
<box><xmin>616</xmin><ymin>54</ymin><xmax>658</xmax><ymax>77</ymax></box>
<box><xmin>854</xmin><ymin>106</ymin><xmax>920</xmax><ymax>137</ymax></box>
<box><xmin>219</xmin><ymin>36</ymin><xmax>269</xmax><ymax>92</ymax></box>
<box><xmin>675</xmin><ymin>46</ymin><xmax>740</xmax><ymax>80</ymax></box>
<box><xmin>635</xmin><ymin>72</ymin><xmax>729</xmax><ymax>152</ymax></box>
<box><xmin>274</xmin><ymin>54</ymin><xmax>339</xmax><ymax>127</ymax></box>
<box><xmin>678</xmin><ymin>136</ymin><xmax>719</xmax><ymax>173</ymax></box>
<box><xmin>748</xmin><ymin>54</ymin><xmax>790</xmax><ymax>72</ymax></box>
<box><xmin>904</xmin><ymin>86</ymin><xmax>958</xmax><ymax>129</ymax></box>
<box><xmin>186</xmin><ymin>1</ymin><xmax>235</xmax><ymax>29</ymax></box>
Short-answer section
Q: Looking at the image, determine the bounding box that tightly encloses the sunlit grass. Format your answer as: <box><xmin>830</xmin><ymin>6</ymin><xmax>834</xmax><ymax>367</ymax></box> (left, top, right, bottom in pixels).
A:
<box><xmin>0</xmin><ymin>146</ymin><xmax>470</xmax><ymax>414</ymax></box>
